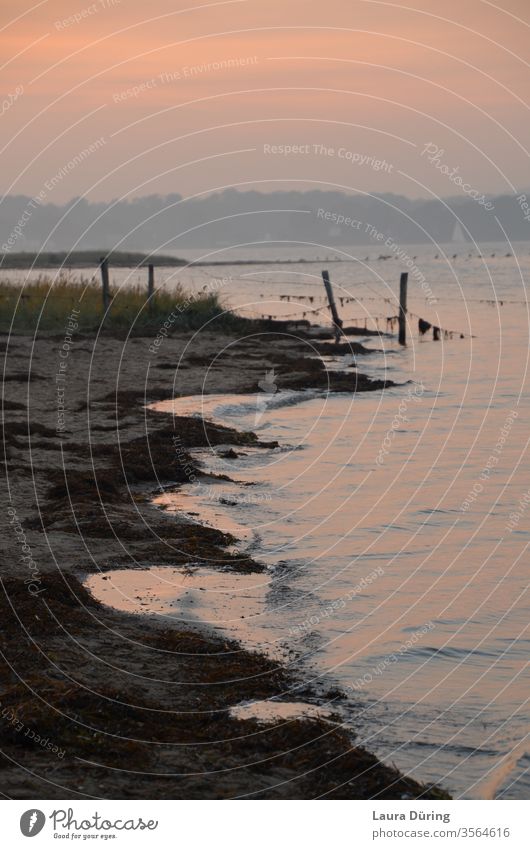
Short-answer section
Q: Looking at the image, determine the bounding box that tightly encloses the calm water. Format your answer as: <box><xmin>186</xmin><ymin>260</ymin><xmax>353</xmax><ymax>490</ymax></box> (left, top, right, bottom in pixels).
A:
<box><xmin>87</xmin><ymin>242</ymin><xmax>530</xmax><ymax>799</ymax></box>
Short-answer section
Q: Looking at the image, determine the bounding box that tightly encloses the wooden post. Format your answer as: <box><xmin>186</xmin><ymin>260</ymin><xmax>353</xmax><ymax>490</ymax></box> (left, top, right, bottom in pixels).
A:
<box><xmin>322</xmin><ymin>269</ymin><xmax>343</xmax><ymax>343</ymax></box>
<box><xmin>148</xmin><ymin>264</ymin><xmax>155</xmax><ymax>313</ymax></box>
<box><xmin>398</xmin><ymin>271</ymin><xmax>408</xmax><ymax>346</ymax></box>
<box><xmin>100</xmin><ymin>257</ymin><xmax>110</xmax><ymax>312</ymax></box>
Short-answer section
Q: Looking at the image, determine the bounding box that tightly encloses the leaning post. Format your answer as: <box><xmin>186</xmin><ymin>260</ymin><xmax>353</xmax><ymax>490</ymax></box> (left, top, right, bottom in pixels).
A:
<box><xmin>398</xmin><ymin>271</ymin><xmax>408</xmax><ymax>346</ymax></box>
<box><xmin>322</xmin><ymin>269</ymin><xmax>343</xmax><ymax>344</ymax></box>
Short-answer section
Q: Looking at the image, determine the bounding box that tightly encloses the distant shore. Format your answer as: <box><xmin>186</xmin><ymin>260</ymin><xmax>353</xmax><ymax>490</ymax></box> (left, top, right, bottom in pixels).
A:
<box><xmin>0</xmin><ymin>319</ymin><xmax>450</xmax><ymax>799</ymax></box>
<box><xmin>0</xmin><ymin>250</ymin><xmax>348</xmax><ymax>269</ymax></box>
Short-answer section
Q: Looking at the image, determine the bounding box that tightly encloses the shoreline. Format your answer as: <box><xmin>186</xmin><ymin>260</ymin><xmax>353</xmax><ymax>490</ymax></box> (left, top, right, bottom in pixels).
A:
<box><xmin>0</xmin><ymin>326</ymin><xmax>450</xmax><ymax>799</ymax></box>
<box><xmin>0</xmin><ymin>250</ymin><xmax>350</xmax><ymax>270</ymax></box>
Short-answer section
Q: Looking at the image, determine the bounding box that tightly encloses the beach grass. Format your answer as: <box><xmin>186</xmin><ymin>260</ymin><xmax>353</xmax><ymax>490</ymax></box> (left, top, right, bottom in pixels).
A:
<box><xmin>0</xmin><ymin>274</ymin><xmax>238</xmax><ymax>334</ymax></box>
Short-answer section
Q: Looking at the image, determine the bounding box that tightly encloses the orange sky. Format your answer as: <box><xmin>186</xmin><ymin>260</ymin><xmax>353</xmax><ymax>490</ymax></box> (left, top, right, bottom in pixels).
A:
<box><xmin>1</xmin><ymin>0</ymin><xmax>529</xmax><ymax>201</ymax></box>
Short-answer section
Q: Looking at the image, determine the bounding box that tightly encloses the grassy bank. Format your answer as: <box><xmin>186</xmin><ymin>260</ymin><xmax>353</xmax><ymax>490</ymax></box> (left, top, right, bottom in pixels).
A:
<box><xmin>0</xmin><ymin>275</ymin><xmax>241</xmax><ymax>333</ymax></box>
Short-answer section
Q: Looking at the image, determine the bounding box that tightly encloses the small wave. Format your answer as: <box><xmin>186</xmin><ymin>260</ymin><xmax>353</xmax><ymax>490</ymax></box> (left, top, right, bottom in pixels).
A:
<box><xmin>411</xmin><ymin>741</ymin><xmax>499</xmax><ymax>757</ymax></box>
<box><xmin>261</xmin><ymin>389</ymin><xmax>323</xmax><ymax>409</ymax></box>
<box><xmin>430</xmin><ymin>617</ymin><xmax>469</xmax><ymax>627</ymax></box>
<box><xmin>416</xmin><ymin>508</ymin><xmax>462</xmax><ymax>516</ymax></box>
<box><xmin>476</xmin><ymin>747</ymin><xmax>530</xmax><ymax>800</ymax></box>
<box><xmin>216</xmin><ymin>389</ymin><xmax>322</xmax><ymax>418</ymax></box>
<box><xmin>412</xmin><ymin>645</ymin><xmax>501</xmax><ymax>661</ymax></box>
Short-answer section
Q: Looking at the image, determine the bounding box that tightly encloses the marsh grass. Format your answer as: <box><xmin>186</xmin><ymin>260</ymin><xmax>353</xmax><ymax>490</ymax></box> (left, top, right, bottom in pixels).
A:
<box><xmin>0</xmin><ymin>274</ymin><xmax>238</xmax><ymax>334</ymax></box>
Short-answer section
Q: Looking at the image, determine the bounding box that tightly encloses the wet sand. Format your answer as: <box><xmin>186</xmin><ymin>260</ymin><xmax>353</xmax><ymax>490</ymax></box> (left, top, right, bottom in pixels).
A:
<box><xmin>0</xmin><ymin>327</ymin><xmax>449</xmax><ymax>798</ymax></box>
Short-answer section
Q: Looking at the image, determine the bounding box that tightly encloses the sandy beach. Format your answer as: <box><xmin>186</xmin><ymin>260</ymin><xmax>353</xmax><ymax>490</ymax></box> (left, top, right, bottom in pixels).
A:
<box><xmin>0</xmin><ymin>325</ymin><xmax>450</xmax><ymax>799</ymax></box>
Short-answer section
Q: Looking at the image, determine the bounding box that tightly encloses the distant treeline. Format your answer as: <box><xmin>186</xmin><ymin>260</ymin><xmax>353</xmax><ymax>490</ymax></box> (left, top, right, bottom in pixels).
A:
<box><xmin>1</xmin><ymin>189</ymin><xmax>529</xmax><ymax>253</ymax></box>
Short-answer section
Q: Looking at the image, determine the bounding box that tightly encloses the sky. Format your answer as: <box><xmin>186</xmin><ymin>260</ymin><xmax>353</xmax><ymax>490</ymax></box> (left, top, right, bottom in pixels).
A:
<box><xmin>1</xmin><ymin>0</ymin><xmax>529</xmax><ymax>203</ymax></box>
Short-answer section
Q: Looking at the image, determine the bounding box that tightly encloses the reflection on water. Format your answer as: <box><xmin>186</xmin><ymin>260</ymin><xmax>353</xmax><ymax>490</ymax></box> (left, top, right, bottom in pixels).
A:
<box><xmin>90</xmin><ymin>244</ymin><xmax>530</xmax><ymax>799</ymax></box>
